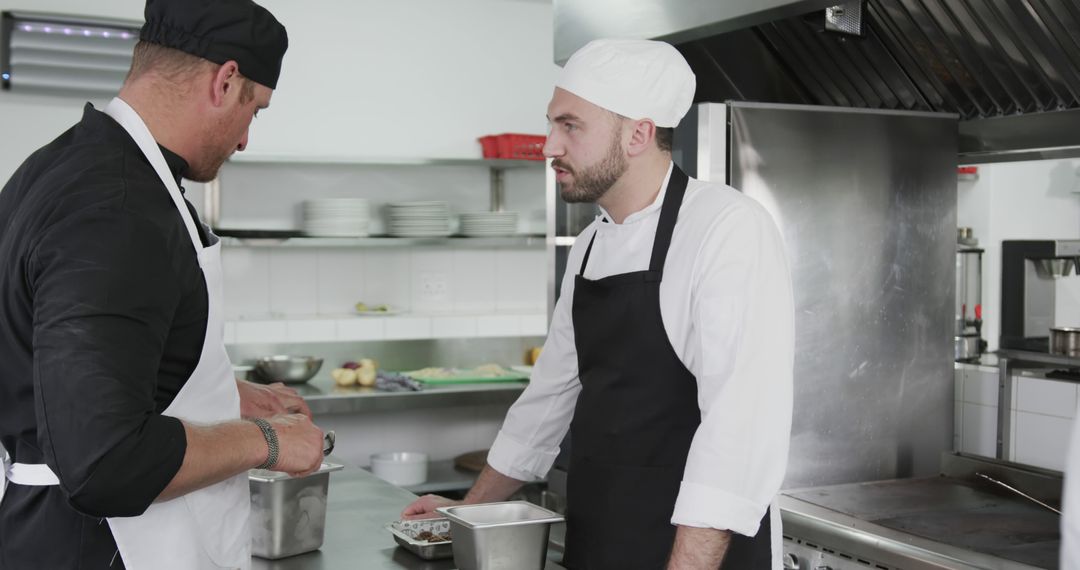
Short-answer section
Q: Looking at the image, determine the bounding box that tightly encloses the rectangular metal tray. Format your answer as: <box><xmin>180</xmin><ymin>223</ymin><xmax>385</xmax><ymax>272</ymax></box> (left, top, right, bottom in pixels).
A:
<box><xmin>386</xmin><ymin>518</ymin><xmax>454</xmax><ymax>560</ymax></box>
<box><xmin>405</xmin><ymin>368</ymin><xmax>529</xmax><ymax>384</ymax></box>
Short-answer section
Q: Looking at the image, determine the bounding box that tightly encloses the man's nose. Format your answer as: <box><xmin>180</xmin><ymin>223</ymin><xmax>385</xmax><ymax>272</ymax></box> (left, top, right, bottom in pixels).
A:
<box><xmin>237</xmin><ymin>130</ymin><xmax>249</xmax><ymax>152</ymax></box>
<box><xmin>542</xmin><ymin>133</ymin><xmax>562</xmax><ymax>158</ymax></box>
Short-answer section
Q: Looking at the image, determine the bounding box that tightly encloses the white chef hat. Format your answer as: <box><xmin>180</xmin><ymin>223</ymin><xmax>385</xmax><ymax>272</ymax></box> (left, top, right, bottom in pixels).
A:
<box><xmin>556</xmin><ymin>39</ymin><xmax>696</xmax><ymax>128</ymax></box>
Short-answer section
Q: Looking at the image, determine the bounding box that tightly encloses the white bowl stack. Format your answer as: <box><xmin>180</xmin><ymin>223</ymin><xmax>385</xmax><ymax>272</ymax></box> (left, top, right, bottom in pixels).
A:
<box><xmin>387</xmin><ymin>201</ymin><xmax>451</xmax><ymax>237</ymax></box>
<box><xmin>303</xmin><ymin>198</ymin><xmax>370</xmax><ymax>237</ymax></box>
<box><xmin>460</xmin><ymin>211</ymin><xmax>519</xmax><ymax>237</ymax></box>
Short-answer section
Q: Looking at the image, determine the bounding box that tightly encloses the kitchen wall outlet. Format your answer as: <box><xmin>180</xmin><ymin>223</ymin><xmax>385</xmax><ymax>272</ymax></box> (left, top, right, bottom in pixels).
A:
<box><xmin>419</xmin><ymin>272</ymin><xmax>449</xmax><ymax>303</ymax></box>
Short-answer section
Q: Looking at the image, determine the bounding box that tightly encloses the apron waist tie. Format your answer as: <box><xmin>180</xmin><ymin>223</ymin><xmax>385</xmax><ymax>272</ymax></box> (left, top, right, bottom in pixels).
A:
<box><xmin>7</xmin><ymin>462</ymin><xmax>60</xmax><ymax>486</ymax></box>
<box><xmin>1</xmin><ymin>450</ymin><xmax>59</xmax><ymax>507</ymax></box>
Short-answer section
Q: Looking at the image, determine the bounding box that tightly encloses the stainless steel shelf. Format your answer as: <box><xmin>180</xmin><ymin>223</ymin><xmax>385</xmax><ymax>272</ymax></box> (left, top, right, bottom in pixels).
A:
<box><xmin>996</xmin><ymin>349</ymin><xmax>1080</xmax><ymax>369</ymax></box>
<box><xmin>227</xmin><ymin>154</ymin><xmax>544</xmax><ymax>169</ymax></box>
<box><xmin>295</xmin><ymin>378</ymin><xmax>529</xmax><ymax>415</ymax></box>
<box><xmin>371</xmin><ymin>460</ymin><xmax>549</xmax><ymax>496</ymax></box>
<box><xmin>219</xmin><ymin>235</ymin><xmax>546</xmax><ymax>248</ymax></box>
<box><xmin>362</xmin><ymin>460</ymin><xmax>480</xmax><ymax>495</ymax></box>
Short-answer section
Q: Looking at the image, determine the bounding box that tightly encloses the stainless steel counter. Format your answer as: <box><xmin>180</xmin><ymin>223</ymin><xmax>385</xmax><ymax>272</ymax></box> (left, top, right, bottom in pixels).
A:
<box><xmin>252</xmin><ymin>467</ymin><xmax>565</xmax><ymax>570</ymax></box>
<box><xmin>289</xmin><ymin>377</ymin><xmax>528</xmax><ymax>415</ymax></box>
<box><xmin>780</xmin><ymin>454</ymin><xmax>1062</xmax><ymax>569</ymax></box>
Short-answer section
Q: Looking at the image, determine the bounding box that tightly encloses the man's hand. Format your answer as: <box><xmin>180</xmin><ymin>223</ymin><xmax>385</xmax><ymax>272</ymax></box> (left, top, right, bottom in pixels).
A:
<box><xmin>667</xmin><ymin>525</ymin><xmax>731</xmax><ymax>569</ymax></box>
<box><xmin>400</xmin><ymin>465</ymin><xmax>526</xmax><ymax>520</ymax></box>
<box><xmin>402</xmin><ymin>494</ymin><xmax>461</xmax><ymax>520</ymax></box>
<box><xmin>237</xmin><ymin>379</ymin><xmax>312</xmax><ymax>419</ymax></box>
<box><xmin>266</xmin><ymin>413</ymin><xmax>325</xmax><ymax>477</ymax></box>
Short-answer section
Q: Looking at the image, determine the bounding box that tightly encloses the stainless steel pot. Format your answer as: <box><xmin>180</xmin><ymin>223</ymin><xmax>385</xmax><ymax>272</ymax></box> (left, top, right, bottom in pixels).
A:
<box><xmin>954</xmin><ymin>334</ymin><xmax>981</xmax><ymax>362</ymax></box>
<box><xmin>1050</xmin><ymin>327</ymin><xmax>1080</xmax><ymax>357</ymax></box>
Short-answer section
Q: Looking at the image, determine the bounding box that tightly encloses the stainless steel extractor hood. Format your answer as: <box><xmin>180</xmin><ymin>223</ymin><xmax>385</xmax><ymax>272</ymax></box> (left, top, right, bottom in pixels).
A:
<box><xmin>554</xmin><ymin>0</ymin><xmax>1080</xmax><ymax>163</ymax></box>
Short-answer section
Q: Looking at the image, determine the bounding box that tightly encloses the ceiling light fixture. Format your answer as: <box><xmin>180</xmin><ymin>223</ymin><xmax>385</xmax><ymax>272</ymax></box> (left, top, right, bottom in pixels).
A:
<box><xmin>1</xmin><ymin>11</ymin><xmax>140</xmax><ymax>95</ymax></box>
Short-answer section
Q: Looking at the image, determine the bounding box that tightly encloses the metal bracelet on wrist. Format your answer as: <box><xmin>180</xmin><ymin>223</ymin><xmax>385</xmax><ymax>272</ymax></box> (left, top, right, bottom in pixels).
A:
<box><xmin>252</xmin><ymin>418</ymin><xmax>279</xmax><ymax>470</ymax></box>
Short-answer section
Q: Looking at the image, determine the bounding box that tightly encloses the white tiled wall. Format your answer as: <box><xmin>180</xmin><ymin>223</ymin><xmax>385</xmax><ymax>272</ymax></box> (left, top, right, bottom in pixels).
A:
<box><xmin>220</xmin><ymin>246</ymin><xmax>547</xmax><ymax>343</ymax></box>
<box><xmin>223</xmin><ymin>246</ymin><xmax>545</xmax><ymax>319</ymax></box>
<box><xmin>955</xmin><ymin>365</ymin><xmax>1078</xmax><ymax>471</ymax></box>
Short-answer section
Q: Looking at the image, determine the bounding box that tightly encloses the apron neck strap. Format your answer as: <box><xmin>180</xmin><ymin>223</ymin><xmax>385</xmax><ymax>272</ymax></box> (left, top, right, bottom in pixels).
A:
<box><xmin>648</xmin><ymin>166</ymin><xmax>689</xmax><ymax>273</ymax></box>
<box><xmin>577</xmin><ymin>164</ymin><xmax>690</xmax><ymax>277</ymax></box>
<box><xmin>102</xmin><ymin>98</ymin><xmax>204</xmax><ymax>252</ymax></box>
<box><xmin>579</xmin><ymin>230</ymin><xmax>597</xmax><ymax>275</ymax></box>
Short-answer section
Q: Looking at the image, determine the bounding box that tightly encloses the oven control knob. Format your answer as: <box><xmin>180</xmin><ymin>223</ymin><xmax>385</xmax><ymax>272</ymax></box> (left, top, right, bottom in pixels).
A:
<box><xmin>782</xmin><ymin>553</ymin><xmax>800</xmax><ymax>569</ymax></box>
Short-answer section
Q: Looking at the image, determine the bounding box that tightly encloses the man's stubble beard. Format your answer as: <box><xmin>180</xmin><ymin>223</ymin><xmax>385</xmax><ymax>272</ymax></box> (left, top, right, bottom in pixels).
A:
<box><xmin>185</xmin><ymin>117</ymin><xmax>234</xmax><ymax>183</ymax></box>
<box><xmin>557</xmin><ymin>128</ymin><xmax>628</xmax><ymax>204</ymax></box>
<box><xmin>186</xmin><ymin>153</ymin><xmax>229</xmax><ymax>183</ymax></box>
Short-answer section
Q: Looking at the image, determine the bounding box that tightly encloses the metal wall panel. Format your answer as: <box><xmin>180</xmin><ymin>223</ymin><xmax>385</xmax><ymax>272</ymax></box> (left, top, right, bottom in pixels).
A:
<box><xmin>698</xmin><ymin>102</ymin><xmax>958</xmax><ymax>488</ymax></box>
<box><xmin>553</xmin><ymin>0</ymin><xmax>835</xmax><ymax>63</ymax></box>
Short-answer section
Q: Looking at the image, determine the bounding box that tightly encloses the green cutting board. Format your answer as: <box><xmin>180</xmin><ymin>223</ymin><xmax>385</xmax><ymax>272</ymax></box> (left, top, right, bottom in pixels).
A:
<box><xmin>405</xmin><ymin>368</ymin><xmax>530</xmax><ymax>384</ymax></box>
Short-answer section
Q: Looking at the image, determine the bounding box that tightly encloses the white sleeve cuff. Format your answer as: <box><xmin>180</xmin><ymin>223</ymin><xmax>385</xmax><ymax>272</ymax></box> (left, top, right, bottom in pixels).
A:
<box><xmin>486</xmin><ymin>430</ymin><xmax>561</xmax><ymax>482</ymax></box>
<box><xmin>670</xmin><ymin>481</ymin><xmax>770</xmax><ymax>537</ymax></box>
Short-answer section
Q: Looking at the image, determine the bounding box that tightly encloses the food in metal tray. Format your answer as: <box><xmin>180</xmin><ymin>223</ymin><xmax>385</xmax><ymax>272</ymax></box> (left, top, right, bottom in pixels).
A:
<box><xmin>386</xmin><ymin>518</ymin><xmax>454</xmax><ymax>560</ymax></box>
<box><xmin>354</xmin><ymin>301</ymin><xmax>392</xmax><ymax>313</ymax></box>
<box><xmin>415</xmin><ymin>530</ymin><xmax>451</xmax><ymax>543</ymax></box>
<box><xmin>408</xmin><ymin>363</ymin><xmax>516</xmax><ymax>379</ymax></box>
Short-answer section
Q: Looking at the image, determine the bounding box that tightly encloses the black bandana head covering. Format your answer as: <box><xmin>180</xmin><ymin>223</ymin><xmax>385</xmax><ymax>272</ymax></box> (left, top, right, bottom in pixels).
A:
<box><xmin>140</xmin><ymin>0</ymin><xmax>288</xmax><ymax>89</ymax></box>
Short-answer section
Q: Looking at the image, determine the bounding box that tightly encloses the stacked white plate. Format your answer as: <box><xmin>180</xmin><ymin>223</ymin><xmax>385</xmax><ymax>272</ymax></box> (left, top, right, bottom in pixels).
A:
<box><xmin>303</xmin><ymin>198</ymin><xmax>370</xmax><ymax>237</ymax></box>
<box><xmin>387</xmin><ymin>201</ymin><xmax>451</xmax><ymax>237</ymax></box>
<box><xmin>460</xmin><ymin>212</ymin><xmax>519</xmax><ymax>237</ymax></box>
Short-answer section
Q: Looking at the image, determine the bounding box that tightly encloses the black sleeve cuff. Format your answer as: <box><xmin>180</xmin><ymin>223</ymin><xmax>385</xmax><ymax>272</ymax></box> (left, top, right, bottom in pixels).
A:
<box><xmin>66</xmin><ymin>415</ymin><xmax>187</xmax><ymax>518</ymax></box>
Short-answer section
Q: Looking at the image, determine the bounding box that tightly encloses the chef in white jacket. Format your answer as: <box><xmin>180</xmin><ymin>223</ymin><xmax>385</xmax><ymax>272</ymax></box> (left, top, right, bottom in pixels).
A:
<box><xmin>404</xmin><ymin>39</ymin><xmax>795</xmax><ymax>570</ymax></box>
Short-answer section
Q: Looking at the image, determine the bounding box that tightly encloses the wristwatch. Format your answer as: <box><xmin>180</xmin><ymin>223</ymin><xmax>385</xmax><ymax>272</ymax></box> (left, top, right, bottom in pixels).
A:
<box><xmin>252</xmin><ymin>418</ymin><xmax>279</xmax><ymax>470</ymax></box>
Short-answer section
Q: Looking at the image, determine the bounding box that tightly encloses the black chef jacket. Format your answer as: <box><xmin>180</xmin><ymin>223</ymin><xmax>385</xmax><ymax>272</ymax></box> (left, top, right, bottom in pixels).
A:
<box><xmin>0</xmin><ymin>103</ymin><xmax>211</xmax><ymax>569</ymax></box>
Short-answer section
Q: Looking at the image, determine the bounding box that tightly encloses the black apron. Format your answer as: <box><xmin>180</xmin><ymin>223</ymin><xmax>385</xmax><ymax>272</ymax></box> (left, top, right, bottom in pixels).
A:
<box><xmin>562</xmin><ymin>166</ymin><xmax>772</xmax><ymax>570</ymax></box>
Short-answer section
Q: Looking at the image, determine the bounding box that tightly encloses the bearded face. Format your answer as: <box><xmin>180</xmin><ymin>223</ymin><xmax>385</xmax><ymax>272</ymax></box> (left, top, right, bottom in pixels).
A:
<box><xmin>554</xmin><ymin>122</ymin><xmax>628</xmax><ymax>204</ymax></box>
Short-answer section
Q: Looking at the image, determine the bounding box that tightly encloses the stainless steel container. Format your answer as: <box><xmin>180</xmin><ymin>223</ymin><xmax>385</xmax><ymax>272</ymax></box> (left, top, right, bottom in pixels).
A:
<box><xmin>954</xmin><ymin>334</ymin><xmax>981</xmax><ymax>362</ymax></box>
<box><xmin>249</xmin><ymin>462</ymin><xmax>344</xmax><ymax>559</ymax></box>
<box><xmin>1050</xmin><ymin>327</ymin><xmax>1080</xmax><ymax>357</ymax></box>
<box><xmin>437</xmin><ymin>501</ymin><xmax>564</xmax><ymax>570</ymax></box>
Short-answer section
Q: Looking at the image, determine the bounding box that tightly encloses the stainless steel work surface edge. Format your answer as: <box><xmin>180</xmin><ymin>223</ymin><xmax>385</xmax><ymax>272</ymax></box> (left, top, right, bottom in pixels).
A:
<box><xmin>294</xmin><ymin>380</ymin><xmax>528</xmax><ymax>415</ymax></box>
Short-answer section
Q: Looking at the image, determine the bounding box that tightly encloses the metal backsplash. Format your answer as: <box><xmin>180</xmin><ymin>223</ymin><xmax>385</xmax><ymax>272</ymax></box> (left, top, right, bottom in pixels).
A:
<box><xmin>681</xmin><ymin>102</ymin><xmax>958</xmax><ymax>488</ymax></box>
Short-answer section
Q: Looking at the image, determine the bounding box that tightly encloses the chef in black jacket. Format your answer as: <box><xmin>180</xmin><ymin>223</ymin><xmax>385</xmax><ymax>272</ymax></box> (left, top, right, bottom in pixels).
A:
<box><xmin>0</xmin><ymin>1</ymin><xmax>326</xmax><ymax>568</ymax></box>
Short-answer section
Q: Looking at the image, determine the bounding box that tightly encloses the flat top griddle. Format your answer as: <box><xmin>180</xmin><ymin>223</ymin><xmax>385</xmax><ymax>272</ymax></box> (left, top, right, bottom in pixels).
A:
<box><xmin>785</xmin><ymin>476</ymin><xmax>1060</xmax><ymax>569</ymax></box>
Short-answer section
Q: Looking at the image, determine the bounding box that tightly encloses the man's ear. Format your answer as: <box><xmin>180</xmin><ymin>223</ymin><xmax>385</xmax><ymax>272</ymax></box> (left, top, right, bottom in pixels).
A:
<box><xmin>626</xmin><ymin>118</ymin><xmax>656</xmax><ymax>158</ymax></box>
<box><xmin>209</xmin><ymin>60</ymin><xmax>241</xmax><ymax>107</ymax></box>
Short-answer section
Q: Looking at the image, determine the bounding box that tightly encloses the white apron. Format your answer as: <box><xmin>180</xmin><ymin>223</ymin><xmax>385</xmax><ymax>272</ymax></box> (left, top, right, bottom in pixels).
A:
<box><xmin>1</xmin><ymin>97</ymin><xmax>251</xmax><ymax>569</ymax></box>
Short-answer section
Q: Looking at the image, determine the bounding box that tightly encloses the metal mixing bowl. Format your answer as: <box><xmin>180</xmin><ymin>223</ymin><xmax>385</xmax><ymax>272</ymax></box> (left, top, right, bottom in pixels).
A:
<box><xmin>254</xmin><ymin>355</ymin><xmax>323</xmax><ymax>384</ymax></box>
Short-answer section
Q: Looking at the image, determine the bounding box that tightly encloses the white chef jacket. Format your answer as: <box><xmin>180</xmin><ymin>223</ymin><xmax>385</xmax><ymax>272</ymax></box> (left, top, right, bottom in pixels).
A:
<box><xmin>488</xmin><ymin>163</ymin><xmax>795</xmax><ymax>541</ymax></box>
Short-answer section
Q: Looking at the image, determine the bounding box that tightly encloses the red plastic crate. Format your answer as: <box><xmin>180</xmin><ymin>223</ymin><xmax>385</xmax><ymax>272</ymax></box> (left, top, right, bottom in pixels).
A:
<box><xmin>478</xmin><ymin>133</ymin><xmax>546</xmax><ymax>161</ymax></box>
